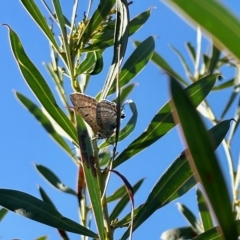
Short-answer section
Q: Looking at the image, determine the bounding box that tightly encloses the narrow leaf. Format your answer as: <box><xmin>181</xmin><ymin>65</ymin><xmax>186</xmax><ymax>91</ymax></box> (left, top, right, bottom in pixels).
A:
<box><xmin>75</xmin><ymin>52</ymin><xmax>96</xmax><ymax>75</ymax></box>
<box><xmin>7</xmin><ymin>27</ymin><xmax>78</xmax><ymax>143</ymax></box>
<box><xmin>20</xmin><ymin>0</ymin><xmax>59</xmax><ymax>52</ymax></box>
<box><xmin>75</xmin><ymin>114</ymin><xmax>105</xmax><ymax>240</ymax></box>
<box><xmin>186</xmin><ymin>42</ymin><xmax>196</xmax><ymax>62</ymax></box>
<box><xmin>208</xmin><ymin>45</ymin><xmax>221</xmax><ymax>74</ymax></box>
<box><xmin>35</xmin><ymin>164</ymin><xmax>77</xmax><ymax>196</ymax></box>
<box><xmin>128</xmin><ymin>9</ymin><xmax>151</xmax><ymax>35</ymax></box>
<box><xmin>170</xmin><ymin>77</ymin><xmax>238</xmax><ymax>239</ymax></box>
<box><xmin>113</xmin><ymin>74</ymin><xmax>218</xmax><ymax>168</ymax></box>
<box><xmin>52</xmin><ymin>0</ymin><xmax>73</xmax><ymax>73</ymax></box>
<box><xmin>213</xmin><ymin>78</ymin><xmax>234</xmax><ymax>90</ymax></box>
<box><xmin>121</xmin><ymin>119</ymin><xmax>233</xmax><ymax>239</ymax></box>
<box><xmin>0</xmin><ymin>208</ymin><xmax>8</xmax><ymax>222</ymax></box>
<box><xmin>166</xmin><ymin>0</ymin><xmax>240</xmax><ymax>60</ymax></box>
<box><xmin>170</xmin><ymin>45</ymin><xmax>192</xmax><ymax>79</ymax></box>
<box><xmin>90</xmin><ymin>51</ymin><xmax>104</xmax><ymax>75</ymax></box>
<box><xmin>161</xmin><ymin>227</ymin><xmax>197</xmax><ymax>240</ymax></box>
<box><xmin>107</xmin><ymin>36</ymin><xmax>155</xmax><ymax>96</ymax></box>
<box><xmin>193</xmin><ymin>220</ymin><xmax>240</xmax><ymax>239</ymax></box>
<box><xmin>39</xmin><ymin>187</ymin><xmax>57</xmax><ymax>209</ymax></box>
<box><xmin>15</xmin><ymin>92</ymin><xmax>74</xmax><ymax>158</ymax></box>
<box><xmin>100</xmin><ymin>0</ymin><xmax>130</xmax><ymax>100</ymax></box>
<box><xmin>196</xmin><ymin>188</ymin><xmax>214</xmax><ymax>231</ymax></box>
<box><xmin>0</xmin><ymin>189</ymin><xmax>97</xmax><ymax>237</ymax></box>
<box><xmin>83</xmin><ymin>0</ymin><xmax>115</xmax><ymax>44</ymax></box>
<box><xmin>150</xmin><ymin>49</ymin><xmax>188</xmax><ymax>85</ymax></box>
<box><xmin>38</xmin><ymin>187</ymin><xmax>70</xmax><ymax>240</ymax></box>
<box><xmin>110</xmin><ymin>178</ymin><xmax>144</xmax><ymax>221</ymax></box>
<box><xmin>177</xmin><ymin>203</ymin><xmax>203</xmax><ymax>234</ymax></box>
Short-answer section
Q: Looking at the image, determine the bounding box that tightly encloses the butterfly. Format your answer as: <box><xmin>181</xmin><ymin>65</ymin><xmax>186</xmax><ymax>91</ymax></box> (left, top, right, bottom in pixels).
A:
<box><xmin>70</xmin><ymin>93</ymin><xmax>125</xmax><ymax>138</ymax></box>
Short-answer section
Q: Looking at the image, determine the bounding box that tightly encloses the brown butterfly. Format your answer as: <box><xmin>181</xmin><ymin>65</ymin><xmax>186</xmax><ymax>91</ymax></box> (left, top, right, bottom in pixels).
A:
<box><xmin>70</xmin><ymin>93</ymin><xmax>125</xmax><ymax>138</ymax></box>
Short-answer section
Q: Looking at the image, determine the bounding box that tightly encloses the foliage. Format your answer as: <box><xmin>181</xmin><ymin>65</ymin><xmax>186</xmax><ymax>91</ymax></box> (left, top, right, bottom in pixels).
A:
<box><xmin>1</xmin><ymin>0</ymin><xmax>240</xmax><ymax>239</ymax></box>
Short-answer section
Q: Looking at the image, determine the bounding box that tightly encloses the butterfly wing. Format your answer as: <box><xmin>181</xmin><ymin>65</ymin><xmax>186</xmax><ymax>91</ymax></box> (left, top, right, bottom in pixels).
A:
<box><xmin>96</xmin><ymin>100</ymin><xmax>118</xmax><ymax>138</ymax></box>
<box><xmin>70</xmin><ymin>93</ymin><xmax>102</xmax><ymax>133</ymax></box>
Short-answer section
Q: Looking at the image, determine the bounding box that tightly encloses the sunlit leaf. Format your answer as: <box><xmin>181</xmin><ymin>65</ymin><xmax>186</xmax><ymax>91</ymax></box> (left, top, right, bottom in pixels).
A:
<box><xmin>35</xmin><ymin>164</ymin><xmax>77</xmax><ymax>196</ymax></box>
<box><xmin>113</xmin><ymin>74</ymin><xmax>218</xmax><ymax>168</ymax></box>
<box><xmin>196</xmin><ymin>188</ymin><xmax>214</xmax><ymax>231</ymax></box>
<box><xmin>8</xmin><ymin>27</ymin><xmax>78</xmax><ymax>143</ymax></box>
<box><xmin>0</xmin><ymin>189</ymin><xmax>97</xmax><ymax>237</ymax></box>
<box><xmin>170</xmin><ymin>77</ymin><xmax>237</xmax><ymax>239</ymax></box>
<box><xmin>100</xmin><ymin>0</ymin><xmax>130</xmax><ymax>100</ymax></box>
<box><xmin>20</xmin><ymin>0</ymin><xmax>59</xmax><ymax>52</ymax></box>
<box><xmin>15</xmin><ymin>92</ymin><xmax>74</xmax><ymax>159</ymax></box>
<box><xmin>166</xmin><ymin>0</ymin><xmax>240</xmax><ymax>60</ymax></box>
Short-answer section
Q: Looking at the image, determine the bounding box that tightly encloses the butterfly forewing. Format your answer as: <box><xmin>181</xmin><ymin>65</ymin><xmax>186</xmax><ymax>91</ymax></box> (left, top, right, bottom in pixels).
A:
<box><xmin>70</xmin><ymin>93</ymin><xmax>102</xmax><ymax>133</ymax></box>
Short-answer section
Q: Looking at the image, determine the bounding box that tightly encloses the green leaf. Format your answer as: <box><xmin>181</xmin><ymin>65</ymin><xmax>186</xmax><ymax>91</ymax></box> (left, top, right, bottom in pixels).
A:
<box><xmin>20</xmin><ymin>0</ymin><xmax>59</xmax><ymax>52</ymax></box>
<box><xmin>87</xmin><ymin>9</ymin><xmax>150</xmax><ymax>51</ymax></box>
<box><xmin>99</xmin><ymin>147</ymin><xmax>111</xmax><ymax>167</ymax></box>
<box><xmin>15</xmin><ymin>92</ymin><xmax>74</xmax><ymax>158</ymax></box>
<box><xmin>38</xmin><ymin>187</ymin><xmax>70</xmax><ymax>240</ymax></box>
<box><xmin>36</xmin><ymin>236</ymin><xmax>48</xmax><ymax>240</ymax></box>
<box><xmin>221</xmin><ymin>77</ymin><xmax>240</xmax><ymax>119</ymax></box>
<box><xmin>82</xmin><ymin>40</ymin><xmax>113</xmax><ymax>52</ymax></box>
<box><xmin>100</xmin><ymin>0</ymin><xmax>130</xmax><ymax>100</ymax></box>
<box><xmin>113</xmin><ymin>74</ymin><xmax>218</xmax><ymax>168</ymax></box>
<box><xmin>161</xmin><ymin>227</ymin><xmax>197</xmax><ymax>240</ymax></box>
<box><xmin>8</xmin><ymin>27</ymin><xmax>78</xmax><ymax>143</ymax></box>
<box><xmin>115</xmin><ymin>206</ymin><xmax>141</xmax><ymax>228</ymax></box>
<box><xmin>121</xmin><ymin>159</ymin><xmax>196</xmax><ymax>239</ymax></box>
<box><xmin>83</xmin><ymin>0</ymin><xmax>115</xmax><ymax>44</ymax></box>
<box><xmin>113</xmin><ymin>83</ymin><xmax>136</xmax><ymax>104</ymax></box>
<box><xmin>75</xmin><ymin>52</ymin><xmax>96</xmax><ymax>76</ymax></box>
<box><xmin>108</xmin><ymin>36</ymin><xmax>155</xmax><ymax>96</ymax></box>
<box><xmin>0</xmin><ymin>189</ymin><xmax>97</xmax><ymax>238</ymax></box>
<box><xmin>128</xmin><ymin>9</ymin><xmax>151</xmax><ymax>35</ymax></box>
<box><xmin>170</xmin><ymin>77</ymin><xmax>238</xmax><ymax>239</ymax></box>
<box><xmin>150</xmin><ymin>49</ymin><xmax>188</xmax><ymax>85</ymax></box>
<box><xmin>177</xmin><ymin>203</ymin><xmax>203</xmax><ymax>234</ymax></box>
<box><xmin>121</xmin><ymin>119</ymin><xmax>233</xmax><ymax>239</ymax></box>
<box><xmin>0</xmin><ymin>208</ymin><xmax>8</xmax><ymax>222</ymax></box>
<box><xmin>35</xmin><ymin>164</ymin><xmax>77</xmax><ymax>196</ymax></box>
<box><xmin>196</xmin><ymin>188</ymin><xmax>214</xmax><ymax>231</ymax></box>
<box><xmin>167</xmin><ymin>0</ymin><xmax>240</xmax><ymax>60</ymax></box>
<box><xmin>193</xmin><ymin>220</ymin><xmax>240</xmax><ymax>239</ymax></box>
<box><xmin>207</xmin><ymin>45</ymin><xmax>221</xmax><ymax>74</ymax></box>
<box><xmin>170</xmin><ymin>44</ymin><xmax>192</xmax><ymax>79</ymax></box>
<box><xmin>90</xmin><ymin>51</ymin><xmax>104</xmax><ymax>75</ymax></box>
<box><xmin>44</xmin><ymin>62</ymin><xmax>66</xmax><ymax>107</ymax></box>
<box><xmin>186</xmin><ymin>42</ymin><xmax>196</xmax><ymax>62</ymax></box>
<box><xmin>52</xmin><ymin>0</ymin><xmax>73</xmax><ymax>73</ymax></box>
<box><xmin>75</xmin><ymin>114</ymin><xmax>105</xmax><ymax>240</ymax></box>
<box><xmin>81</xmin><ymin>9</ymin><xmax>151</xmax><ymax>52</ymax></box>
<box><xmin>39</xmin><ymin>187</ymin><xmax>57</xmax><ymax>209</ymax></box>
<box><xmin>109</xmin><ymin>179</ymin><xmax>144</xmax><ymax>221</ymax></box>
<box><xmin>213</xmin><ymin>78</ymin><xmax>234</xmax><ymax>90</ymax></box>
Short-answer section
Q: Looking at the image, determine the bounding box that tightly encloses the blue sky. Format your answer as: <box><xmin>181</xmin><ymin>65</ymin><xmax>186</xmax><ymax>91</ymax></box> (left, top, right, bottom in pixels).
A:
<box><xmin>0</xmin><ymin>0</ymin><xmax>239</xmax><ymax>239</ymax></box>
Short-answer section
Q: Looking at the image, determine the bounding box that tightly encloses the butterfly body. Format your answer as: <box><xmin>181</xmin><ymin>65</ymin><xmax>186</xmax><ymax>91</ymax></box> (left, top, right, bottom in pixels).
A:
<box><xmin>70</xmin><ymin>93</ymin><xmax>125</xmax><ymax>138</ymax></box>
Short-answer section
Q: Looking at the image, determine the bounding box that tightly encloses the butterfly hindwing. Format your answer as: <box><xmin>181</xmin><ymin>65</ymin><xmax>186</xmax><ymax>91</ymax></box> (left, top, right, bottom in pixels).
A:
<box><xmin>97</xmin><ymin>100</ymin><xmax>118</xmax><ymax>138</ymax></box>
